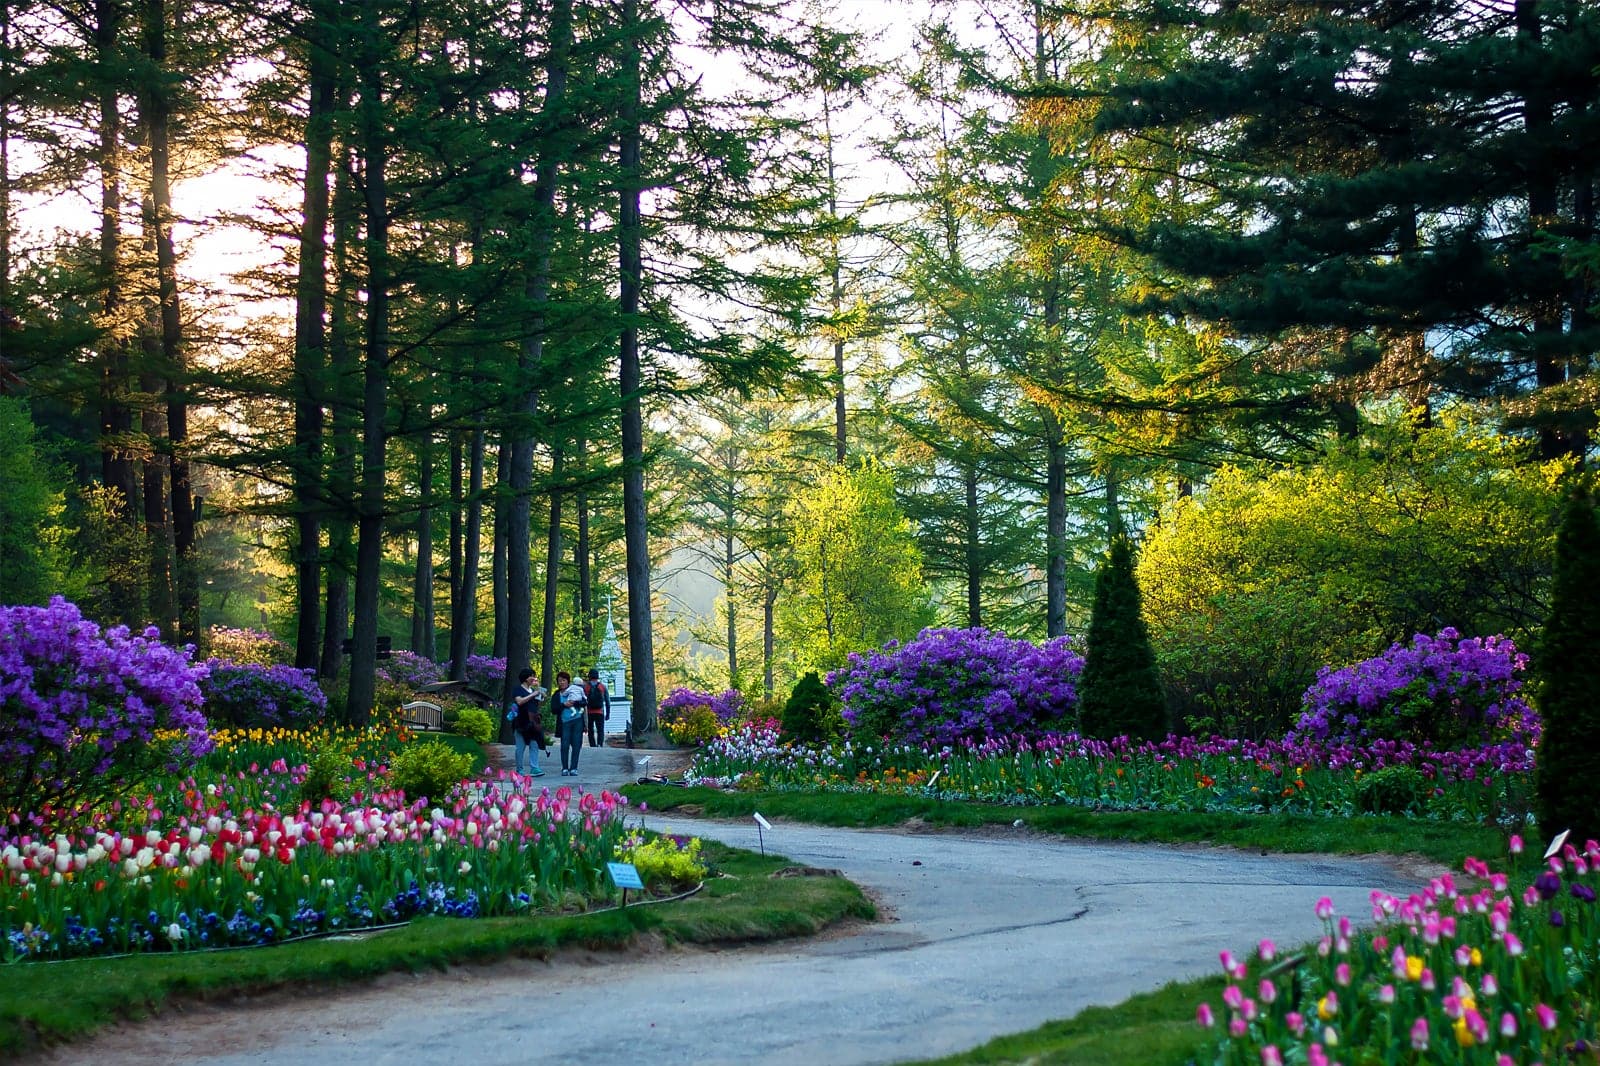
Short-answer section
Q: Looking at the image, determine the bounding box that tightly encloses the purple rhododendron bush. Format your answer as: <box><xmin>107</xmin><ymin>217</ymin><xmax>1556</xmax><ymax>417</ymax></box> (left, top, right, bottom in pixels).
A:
<box><xmin>1291</xmin><ymin>628</ymin><xmax>1540</xmax><ymax>752</ymax></box>
<box><xmin>1</xmin><ymin>597</ymin><xmax>211</xmax><ymax>816</ymax></box>
<box><xmin>831</xmin><ymin>627</ymin><xmax>1084</xmax><ymax>746</ymax></box>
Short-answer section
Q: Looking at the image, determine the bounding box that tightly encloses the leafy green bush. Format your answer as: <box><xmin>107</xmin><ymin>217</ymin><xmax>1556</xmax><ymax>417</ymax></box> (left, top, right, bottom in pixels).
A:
<box><xmin>387</xmin><ymin>740</ymin><xmax>475</xmax><ymax>803</ymax></box>
<box><xmin>298</xmin><ymin>747</ymin><xmax>353</xmax><ymax>806</ymax></box>
<box><xmin>619</xmin><ymin>833</ymin><xmax>706</xmax><ymax>889</ymax></box>
<box><xmin>449</xmin><ymin>706</ymin><xmax>494</xmax><ymax>744</ymax></box>
<box><xmin>1352</xmin><ymin>765</ymin><xmax>1430</xmax><ymax>816</ymax></box>
<box><xmin>781</xmin><ymin>671</ymin><xmax>840</xmax><ymax>744</ymax></box>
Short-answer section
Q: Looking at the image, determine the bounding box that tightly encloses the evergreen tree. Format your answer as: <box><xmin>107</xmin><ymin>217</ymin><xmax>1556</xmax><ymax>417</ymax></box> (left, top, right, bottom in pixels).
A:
<box><xmin>1078</xmin><ymin>534</ymin><xmax>1166</xmax><ymax>741</ymax></box>
<box><xmin>1535</xmin><ymin>484</ymin><xmax>1600</xmax><ymax>842</ymax></box>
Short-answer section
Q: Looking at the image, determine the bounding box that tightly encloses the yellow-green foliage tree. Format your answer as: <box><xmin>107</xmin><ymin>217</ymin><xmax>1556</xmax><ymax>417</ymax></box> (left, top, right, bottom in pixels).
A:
<box><xmin>1138</xmin><ymin>411</ymin><xmax>1567</xmax><ymax>738</ymax></box>
<box><xmin>777</xmin><ymin>462</ymin><xmax>931</xmax><ymax>678</ymax></box>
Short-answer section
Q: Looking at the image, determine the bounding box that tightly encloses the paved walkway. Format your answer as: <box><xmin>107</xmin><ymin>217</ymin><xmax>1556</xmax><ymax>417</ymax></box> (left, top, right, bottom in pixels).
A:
<box><xmin>44</xmin><ymin>812</ymin><xmax>1434</xmax><ymax>1066</ymax></box>
<box><xmin>479</xmin><ymin>734</ymin><xmax>689</xmax><ymax>791</ymax></box>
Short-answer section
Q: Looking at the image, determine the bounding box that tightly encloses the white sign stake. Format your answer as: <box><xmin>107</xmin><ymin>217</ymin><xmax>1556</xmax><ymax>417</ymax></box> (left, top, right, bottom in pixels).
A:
<box><xmin>754</xmin><ymin>811</ymin><xmax>771</xmax><ymax>855</ymax></box>
<box><xmin>1544</xmin><ymin>829</ymin><xmax>1572</xmax><ymax>861</ymax></box>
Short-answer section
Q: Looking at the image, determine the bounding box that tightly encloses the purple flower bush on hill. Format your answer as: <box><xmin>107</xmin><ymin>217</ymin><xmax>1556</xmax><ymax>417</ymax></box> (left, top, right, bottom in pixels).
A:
<box><xmin>200</xmin><ymin>662</ymin><xmax>328</xmax><ymax>728</ymax></box>
<box><xmin>659</xmin><ymin>687</ymin><xmax>746</xmax><ymax>723</ymax></box>
<box><xmin>448</xmin><ymin>654</ymin><xmax>506</xmax><ymax>695</ymax></box>
<box><xmin>0</xmin><ymin>597</ymin><xmax>211</xmax><ymax>814</ymax></box>
<box><xmin>831</xmin><ymin>627</ymin><xmax>1084</xmax><ymax>746</ymax></box>
<box><xmin>1290</xmin><ymin>627</ymin><xmax>1539</xmax><ymax>750</ymax></box>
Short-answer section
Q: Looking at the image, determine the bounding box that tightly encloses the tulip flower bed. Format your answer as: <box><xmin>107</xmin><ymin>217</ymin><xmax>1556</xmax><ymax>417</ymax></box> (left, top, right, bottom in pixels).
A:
<box><xmin>1</xmin><ymin>718</ymin><xmax>630</xmax><ymax>962</ymax></box>
<box><xmin>1192</xmin><ymin>835</ymin><xmax>1600</xmax><ymax>1065</ymax></box>
<box><xmin>687</xmin><ymin>723</ymin><xmax>1533</xmax><ymax>824</ymax></box>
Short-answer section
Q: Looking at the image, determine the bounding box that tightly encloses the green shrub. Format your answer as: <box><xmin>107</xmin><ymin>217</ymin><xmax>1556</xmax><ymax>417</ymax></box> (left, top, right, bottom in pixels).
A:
<box><xmin>373</xmin><ymin>678</ymin><xmax>413</xmax><ymax>718</ymax></box>
<box><xmin>1353</xmin><ymin>765</ymin><xmax>1430</xmax><ymax>816</ymax></box>
<box><xmin>619</xmin><ymin>833</ymin><xmax>707</xmax><ymax>889</ymax></box>
<box><xmin>441</xmin><ymin>705</ymin><xmax>461</xmax><ymax>726</ymax></box>
<box><xmin>449</xmin><ymin>706</ymin><xmax>494</xmax><ymax>744</ymax></box>
<box><xmin>388</xmin><ymin>740</ymin><xmax>475</xmax><ymax>803</ymax></box>
<box><xmin>1536</xmin><ymin>484</ymin><xmax>1600</xmax><ymax>842</ymax></box>
<box><xmin>1079</xmin><ymin>535</ymin><xmax>1167</xmax><ymax>741</ymax></box>
<box><xmin>781</xmin><ymin>671</ymin><xmax>840</xmax><ymax>744</ymax></box>
<box><xmin>298</xmin><ymin>747</ymin><xmax>353</xmax><ymax>806</ymax></box>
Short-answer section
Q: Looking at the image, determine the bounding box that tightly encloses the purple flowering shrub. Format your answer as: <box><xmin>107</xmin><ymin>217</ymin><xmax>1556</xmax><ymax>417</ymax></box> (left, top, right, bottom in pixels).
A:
<box><xmin>659</xmin><ymin>688</ymin><xmax>745</xmax><ymax>746</ymax></box>
<box><xmin>376</xmin><ymin>650</ymin><xmax>444</xmax><ymax>690</ymax></box>
<box><xmin>0</xmin><ymin>597</ymin><xmax>211</xmax><ymax>814</ymax></box>
<box><xmin>831</xmin><ymin>627</ymin><xmax>1084</xmax><ymax>746</ymax></box>
<box><xmin>200</xmin><ymin>661</ymin><xmax>329</xmax><ymax>728</ymax></box>
<box><xmin>446</xmin><ymin>654</ymin><xmax>506</xmax><ymax>695</ymax></box>
<box><xmin>1290</xmin><ymin>628</ymin><xmax>1539</xmax><ymax>751</ymax></box>
<box><xmin>204</xmin><ymin>625</ymin><xmax>291</xmax><ymax>667</ymax></box>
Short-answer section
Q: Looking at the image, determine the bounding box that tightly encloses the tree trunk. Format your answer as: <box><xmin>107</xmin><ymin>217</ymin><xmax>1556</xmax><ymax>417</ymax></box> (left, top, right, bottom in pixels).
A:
<box><xmin>506</xmin><ymin>0</ymin><xmax>571</xmax><ymax>704</ymax></box>
<box><xmin>575</xmin><ymin>430</ymin><xmax>592</xmax><ymax>645</ymax></box>
<box><xmin>411</xmin><ymin>432</ymin><xmax>435</xmax><ymax>658</ymax></box>
<box><xmin>541</xmin><ymin>451</ymin><xmax>563</xmax><ymax>687</ymax></box>
<box><xmin>347</xmin><ymin>40</ymin><xmax>390</xmax><ymax>725</ymax></box>
<box><xmin>492</xmin><ymin>435</ymin><xmax>509</xmax><ymax>658</ymax></box>
<box><xmin>1044</xmin><ymin>411</ymin><xmax>1068</xmax><ymax>638</ymax></box>
<box><xmin>447</xmin><ymin>424</ymin><xmax>484</xmax><ymax>680</ymax></box>
<box><xmin>763</xmin><ymin>586</ymin><xmax>776</xmax><ymax>700</ymax></box>
<box><xmin>96</xmin><ymin>0</ymin><xmax>139</xmax><ymax>622</ymax></box>
<box><xmin>319</xmin><ymin>153</ymin><xmax>359</xmax><ymax>682</ymax></box>
<box><xmin>291</xmin><ymin>3</ymin><xmax>336</xmax><ymax>668</ymax></box>
<box><xmin>449</xmin><ymin>430</ymin><xmax>463</xmax><ymax>630</ymax></box>
<box><xmin>964</xmin><ymin>462</ymin><xmax>981</xmax><ymax>629</ymax></box>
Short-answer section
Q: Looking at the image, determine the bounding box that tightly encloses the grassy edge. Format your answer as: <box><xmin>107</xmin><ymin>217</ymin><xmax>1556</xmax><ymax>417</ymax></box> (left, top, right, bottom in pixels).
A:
<box><xmin>0</xmin><ymin>840</ymin><xmax>873</xmax><ymax>1060</ymax></box>
<box><xmin>911</xmin><ymin>973</ymin><xmax>1225</xmax><ymax>1066</ymax></box>
<box><xmin>622</xmin><ymin>784</ymin><xmax>1504</xmax><ymax>867</ymax></box>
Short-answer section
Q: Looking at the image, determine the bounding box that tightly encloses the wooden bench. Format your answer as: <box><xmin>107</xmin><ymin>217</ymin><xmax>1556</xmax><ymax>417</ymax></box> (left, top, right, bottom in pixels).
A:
<box><xmin>401</xmin><ymin>700</ymin><xmax>445</xmax><ymax>731</ymax></box>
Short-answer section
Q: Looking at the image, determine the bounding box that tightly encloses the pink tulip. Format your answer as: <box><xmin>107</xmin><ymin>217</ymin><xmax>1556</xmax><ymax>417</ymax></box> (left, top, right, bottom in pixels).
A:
<box><xmin>1499</xmin><ymin>1012</ymin><xmax>1517</xmax><ymax>1038</ymax></box>
<box><xmin>1536</xmin><ymin>1003</ymin><xmax>1557</xmax><ymax>1030</ymax></box>
<box><xmin>1195</xmin><ymin>1003</ymin><xmax>1214</xmax><ymax>1028</ymax></box>
<box><xmin>1410</xmin><ymin>1017</ymin><xmax>1429</xmax><ymax>1051</ymax></box>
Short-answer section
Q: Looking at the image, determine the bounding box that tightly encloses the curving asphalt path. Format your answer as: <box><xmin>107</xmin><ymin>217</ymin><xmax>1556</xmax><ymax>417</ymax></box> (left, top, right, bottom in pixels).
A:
<box><xmin>43</xmin><ymin>803</ymin><xmax>1434</xmax><ymax>1066</ymax></box>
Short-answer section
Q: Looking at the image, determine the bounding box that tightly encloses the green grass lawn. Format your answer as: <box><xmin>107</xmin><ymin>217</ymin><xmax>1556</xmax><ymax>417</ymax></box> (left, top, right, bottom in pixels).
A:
<box><xmin>622</xmin><ymin>784</ymin><xmax>1504</xmax><ymax>867</ymax></box>
<box><xmin>0</xmin><ymin>840</ymin><xmax>872</xmax><ymax>1059</ymax></box>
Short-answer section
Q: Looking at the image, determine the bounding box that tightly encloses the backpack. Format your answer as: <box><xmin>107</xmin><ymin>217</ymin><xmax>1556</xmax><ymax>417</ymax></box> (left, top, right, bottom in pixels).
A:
<box><xmin>585</xmin><ymin>679</ymin><xmax>606</xmax><ymax>711</ymax></box>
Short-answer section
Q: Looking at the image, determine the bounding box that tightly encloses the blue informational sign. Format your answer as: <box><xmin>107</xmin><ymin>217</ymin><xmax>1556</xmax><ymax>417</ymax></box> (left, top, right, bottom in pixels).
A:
<box><xmin>607</xmin><ymin>861</ymin><xmax>645</xmax><ymax>890</ymax></box>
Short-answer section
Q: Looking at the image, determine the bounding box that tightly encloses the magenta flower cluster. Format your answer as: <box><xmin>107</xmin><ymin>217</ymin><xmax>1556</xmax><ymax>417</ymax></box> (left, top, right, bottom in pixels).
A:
<box><xmin>0</xmin><ymin>597</ymin><xmax>211</xmax><ymax>812</ymax></box>
<box><xmin>830</xmin><ymin>627</ymin><xmax>1084</xmax><ymax>746</ymax></box>
<box><xmin>1290</xmin><ymin>628</ymin><xmax>1539</xmax><ymax>750</ymax></box>
<box><xmin>200</xmin><ymin>661</ymin><xmax>328</xmax><ymax>728</ymax></box>
<box><xmin>659</xmin><ymin>687</ymin><xmax>746</xmax><ymax>723</ymax></box>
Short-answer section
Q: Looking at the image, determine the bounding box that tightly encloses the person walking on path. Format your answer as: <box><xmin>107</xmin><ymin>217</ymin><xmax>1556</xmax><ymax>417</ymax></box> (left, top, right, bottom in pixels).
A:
<box><xmin>509</xmin><ymin>669</ymin><xmax>548</xmax><ymax>778</ymax></box>
<box><xmin>556</xmin><ymin>670</ymin><xmax>587</xmax><ymax>776</ymax></box>
<box><xmin>583</xmin><ymin>668</ymin><xmax>611</xmax><ymax>747</ymax></box>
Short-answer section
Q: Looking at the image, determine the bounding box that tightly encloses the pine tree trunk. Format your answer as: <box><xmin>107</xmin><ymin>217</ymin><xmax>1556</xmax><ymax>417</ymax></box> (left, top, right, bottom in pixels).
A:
<box><xmin>96</xmin><ymin>0</ymin><xmax>139</xmax><ymax>622</ymax></box>
<box><xmin>447</xmin><ymin>424</ymin><xmax>484</xmax><ymax>680</ymax></box>
<box><xmin>575</xmin><ymin>431</ymin><xmax>592</xmax><ymax>645</ymax></box>
<box><xmin>347</xmin><ymin>42</ymin><xmax>390</xmax><ymax>726</ymax></box>
<box><xmin>964</xmin><ymin>462</ymin><xmax>981</xmax><ymax>629</ymax></box>
<box><xmin>291</xmin><ymin>5</ymin><xmax>336</xmax><ymax>668</ymax></box>
<box><xmin>0</xmin><ymin>0</ymin><xmax>9</xmax><ymax>314</ymax></box>
<box><xmin>449</xmin><ymin>431</ymin><xmax>463</xmax><ymax>627</ymax></box>
<box><xmin>1044</xmin><ymin>410</ymin><xmax>1068</xmax><ymax>638</ymax></box>
<box><xmin>492</xmin><ymin>435</ymin><xmax>509</xmax><ymax>658</ymax></box>
<box><xmin>763</xmin><ymin>586</ymin><xmax>776</xmax><ymax>700</ymax></box>
<box><xmin>412</xmin><ymin>432</ymin><xmax>435</xmax><ymax>658</ymax></box>
<box><xmin>506</xmin><ymin>0</ymin><xmax>571</xmax><ymax>705</ymax></box>
<box><xmin>620</xmin><ymin>0</ymin><xmax>656</xmax><ymax>732</ymax></box>
<box><xmin>542</xmin><ymin>451</ymin><xmax>563</xmax><ymax>687</ymax></box>
<box><xmin>319</xmin><ymin>154</ymin><xmax>359</xmax><ymax>682</ymax></box>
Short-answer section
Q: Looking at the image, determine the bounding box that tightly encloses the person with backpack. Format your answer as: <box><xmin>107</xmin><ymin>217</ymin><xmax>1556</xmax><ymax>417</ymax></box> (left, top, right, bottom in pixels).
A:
<box><xmin>508</xmin><ymin>669</ymin><xmax>548</xmax><ymax>778</ymax></box>
<box><xmin>556</xmin><ymin>670</ymin><xmax>588</xmax><ymax>776</ymax></box>
<box><xmin>583</xmin><ymin>667</ymin><xmax>611</xmax><ymax>747</ymax></box>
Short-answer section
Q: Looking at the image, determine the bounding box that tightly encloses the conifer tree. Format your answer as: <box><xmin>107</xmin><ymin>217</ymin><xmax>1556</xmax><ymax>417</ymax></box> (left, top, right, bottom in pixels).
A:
<box><xmin>1078</xmin><ymin>534</ymin><xmax>1166</xmax><ymax>741</ymax></box>
<box><xmin>1536</xmin><ymin>485</ymin><xmax>1600</xmax><ymax>843</ymax></box>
